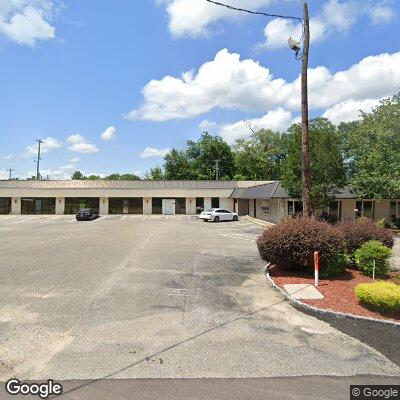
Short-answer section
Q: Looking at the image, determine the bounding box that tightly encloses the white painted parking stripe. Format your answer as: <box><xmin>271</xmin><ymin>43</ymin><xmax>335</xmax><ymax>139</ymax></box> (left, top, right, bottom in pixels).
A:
<box><xmin>142</xmin><ymin>216</ymin><xmax>148</xmax><ymax>220</ymax></box>
<box><xmin>40</xmin><ymin>216</ymin><xmax>61</xmax><ymax>224</ymax></box>
<box><xmin>0</xmin><ymin>216</ymin><xmax>14</xmax><ymax>220</ymax></box>
<box><xmin>14</xmin><ymin>216</ymin><xmax>37</xmax><ymax>224</ymax></box>
<box><xmin>119</xmin><ymin>216</ymin><xmax>128</xmax><ymax>221</ymax></box>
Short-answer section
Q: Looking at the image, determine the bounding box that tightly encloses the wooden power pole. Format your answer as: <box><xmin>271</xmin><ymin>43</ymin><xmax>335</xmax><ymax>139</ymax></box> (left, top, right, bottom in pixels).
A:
<box><xmin>36</xmin><ymin>139</ymin><xmax>43</xmax><ymax>180</ymax></box>
<box><xmin>301</xmin><ymin>2</ymin><xmax>312</xmax><ymax>216</ymax></box>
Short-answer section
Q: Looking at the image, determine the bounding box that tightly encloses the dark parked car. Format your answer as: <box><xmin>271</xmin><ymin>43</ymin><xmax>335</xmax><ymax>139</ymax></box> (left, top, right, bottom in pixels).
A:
<box><xmin>76</xmin><ymin>208</ymin><xmax>99</xmax><ymax>221</ymax></box>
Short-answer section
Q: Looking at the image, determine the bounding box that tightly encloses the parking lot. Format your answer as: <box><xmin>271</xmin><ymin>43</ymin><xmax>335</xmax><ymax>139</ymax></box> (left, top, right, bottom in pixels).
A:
<box><xmin>0</xmin><ymin>215</ymin><xmax>399</xmax><ymax>386</ymax></box>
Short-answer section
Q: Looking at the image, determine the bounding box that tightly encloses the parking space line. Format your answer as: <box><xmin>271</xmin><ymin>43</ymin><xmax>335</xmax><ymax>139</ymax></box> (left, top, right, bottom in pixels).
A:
<box><xmin>14</xmin><ymin>216</ymin><xmax>37</xmax><ymax>224</ymax></box>
<box><xmin>40</xmin><ymin>216</ymin><xmax>62</xmax><ymax>224</ymax></box>
<box><xmin>119</xmin><ymin>216</ymin><xmax>128</xmax><ymax>221</ymax></box>
<box><xmin>142</xmin><ymin>216</ymin><xmax>148</xmax><ymax>220</ymax></box>
<box><xmin>0</xmin><ymin>216</ymin><xmax>14</xmax><ymax>220</ymax></box>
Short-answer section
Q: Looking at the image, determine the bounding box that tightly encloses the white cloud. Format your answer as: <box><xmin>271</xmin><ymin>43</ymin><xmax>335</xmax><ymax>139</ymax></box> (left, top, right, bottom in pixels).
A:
<box><xmin>369</xmin><ymin>5</ymin><xmax>396</xmax><ymax>25</ymax></box>
<box><xmin>128</xmin><ymin>48</ymin><xmax>400</xmax><ymax>121</ymax></box>
<box><xmin>67</xmin><ymin>134</ymin><xmax>99</xmax><ymax>153</ymax></box>
<box><xmin>139</xmin><ymin>147</ymin><xmax>170</xmax><ymax>158</ymax></box>
<box><xmin>100</xmin><ymin>126</ymin><xmax>116</xmax><ymax>141</ymax></box>
<box><xmin>159</xmin><ymin>0</ymin><xmax>274</xmax><ymax>38</ymax></box>
<box><xmin>0</xmin><ymin>1</ymin><xmax>57</xmax><ymax>46</ymax></box>
<box><xmin>199</xmin><ymin>119</ymin><xmax>218</xmax><ymax>131</ymax></box>
<box><xmin>59</xmin><ymin>164</ymin><xmax>75</xmax><ymax>171</ymax></box>
<box><xmin>69</xmin><ymin>157</ymin><xmax>79</xmax><ymax>163</ymax></box>
<box><xmin>25</xmin><ymin>137</ymin><xmax>62</xmax><ymax>156</ymax></box>
<box><xmin>219</xmin><ymin>107</ymin><xmax>295</xmax><ymax>144</ymax></box>
<box><xmin>0</xmin><ymin>154</ymin><xmax>14</xmax><ymax>161</ymax></box>
<box><xmin>263</xmin><ymin>0</ymin><xmax>358</xmax><ymax>49</ymax></box>
<box><xmin>322</xmin><ymin>98</ymin><xmax>381</xmax><ymax>124</ymax></box>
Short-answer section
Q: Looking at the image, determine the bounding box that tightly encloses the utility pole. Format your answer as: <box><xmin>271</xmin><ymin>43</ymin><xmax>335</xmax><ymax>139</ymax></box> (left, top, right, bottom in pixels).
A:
<box><xmin>301</xmin><ymin>2</ymin><xmax>312</xmax><ymax>216</ymax></box>
<box><xmin>215</xmin><ymin>160</ymin><xmax>220</xmax><ymax>180</ymax></box>
<box><xmin>7</xmin><ymin>168</ymin><xmax>14</xmax><ymax>180</ymax></box>
<box><xmin>205</xmin><ymin>0</ymin><xmax>312</xmax><ymax>216</ymax></box>
<box><xmin>36</xmin><ymin>139</ymin><xmax>43</xmax><ymax>180</ymax></box>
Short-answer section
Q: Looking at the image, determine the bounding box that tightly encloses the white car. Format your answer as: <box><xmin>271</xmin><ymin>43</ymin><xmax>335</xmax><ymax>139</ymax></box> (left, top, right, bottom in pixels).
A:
<box><xmin>199</xmin><ymin>208</ymin><xmax>239</xmax><ymax>222</ymax></box>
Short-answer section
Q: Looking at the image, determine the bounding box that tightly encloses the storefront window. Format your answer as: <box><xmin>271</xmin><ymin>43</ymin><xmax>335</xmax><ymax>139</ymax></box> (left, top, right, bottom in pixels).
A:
<box><xmin>152</xmin><ymin>198</ymin><xmax>162</xmax><ymax>214</ymax></box>
<box><xmin>323</xmin><ymin>201</ymin><xmax>341</xmax><ymax>222</ymax></box>
<box><xmin>390</xmin><ymin>201</ymin><xmax>398</xmax><ymax>220</ymax></box>
<box><xmin>129</xmin><ymin>198</ymin><xmax>143</xmax><ymax>214</ymax></box>
<box><xmin>175</xmin><ymin>198</ymin><xmax>186</xmax><ymax>214</ymax></box>
<box><xmin>64</xmin><ymin>198</ymin><xmax>99</xmax><ymax>214</ymax></box>
<box><xmin>211</xmin><ymin>197</ymin><xmax>219</xmax><ymax>208</ymax></box>
<box><xmin>109</xmin><ymin>198</ymin><xmax>143</xmax><ymax>214</ymax></box>
<box><xmin>21</xmin><ymin>198</ymin><xmax>55</xmax><ymax>214</ymax></box>
<box><xmin>288</xmin><ymin>200</ymin><xmax>302</xmax><ymax>216</ymax></box>
<box><xmin>355</xmin><ymin>200</ymin><xmax>374</xmax><ymax>219</ymax></box>
<box><xmin>196</xmin><ymin>198</ymin><xmax>204</xmax><ymax>214</ymax></box>
<box><xmin>0</xmin><ymin>198</ymin><xmax>11</xmax><ymax>214</ymax></box>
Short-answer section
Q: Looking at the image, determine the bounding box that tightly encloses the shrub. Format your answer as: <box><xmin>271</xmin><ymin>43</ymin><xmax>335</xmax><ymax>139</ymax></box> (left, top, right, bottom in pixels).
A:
<box><xmin>257</xmin><ymin>217</ymin><xmax>347</xmax><ymax>274</ymax></box>
<box><xmin>321</xmin><ymin>252</ymin><xmax>350</xmax><ymax>278</ymax></box>
<box><xmin>337</xmin><ymin>218</ymin><xmax>394</xmax><ymax>256</ymax></box>
<box><xmin>355</xmin><ymin>240</ymin><xmax>392</xmax><ymax>277</ymax></box>
<box><xmin>355</xmin><ymin>281</ymin><xmax>400</xmax><ymax>312</ymax></box>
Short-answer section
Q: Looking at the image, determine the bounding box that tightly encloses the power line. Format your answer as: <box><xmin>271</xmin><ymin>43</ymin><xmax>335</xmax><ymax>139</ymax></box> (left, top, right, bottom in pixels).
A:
<box><xmin>205</xmin><ymin>0</ymin><xmax>303</xmax><ymax>22</ymax></box>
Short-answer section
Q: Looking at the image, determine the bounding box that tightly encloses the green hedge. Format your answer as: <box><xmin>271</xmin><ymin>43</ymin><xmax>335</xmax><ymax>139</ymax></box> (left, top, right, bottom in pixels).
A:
<box><xmin>355</xmin><ymin>282</ymin><xmax>400</xmax><ymax>312</ymax></box>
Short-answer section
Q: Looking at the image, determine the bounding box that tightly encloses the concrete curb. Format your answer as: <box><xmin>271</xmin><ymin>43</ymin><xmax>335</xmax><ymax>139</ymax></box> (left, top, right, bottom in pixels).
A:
<box><xmin>264</xmin><ymin>269</ymin><xmax>400</xmax><ymax>328</ymax></box>
<box><xmin>242</xmin><ymin>216</ymin><xmax>274</xmax><ymax>229</ymax></box>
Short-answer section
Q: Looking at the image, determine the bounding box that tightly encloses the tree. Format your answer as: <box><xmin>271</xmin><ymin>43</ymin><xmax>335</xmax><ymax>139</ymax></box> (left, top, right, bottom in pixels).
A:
<box><xmin>233</xmin><ymin>129</ymin><xmax>288</xmax><ymax>180</ymax></box>
<box><xmin>87</xmin><ymin>174</ymin><xmax>101</xmax><ymax>180</ymax></box>
<box><xmin>144</xmin><ymin>166</ymin><xmax>164</xmax><ymax>180</ymax></box>
<box><xmin>120</xmin><ymin>174</ymin><xmax>141</xmax><ymax>180</ymax></box>
<box><xmin>71</xmin><ymin>171</ymin><xmax>84</xmax><ymax>180</ymax></box>
<box><xmin>282</xmin><ymin>118</ymin><xmax>346</xmax><ymax>210</ymax></box>
<box><xmin>163</xmin><ymin>149</ymin><xmax>195</xmax><ymax>180</ymax></box>
<box><xmin>186</xmin><ymin>132</ymin><xmax>235</xmax><ymax>179</ymax></box>
<box><xmin>338</xmin><ymin>93</ymin><xmax>400</xmax><ymax>199</ymax></box>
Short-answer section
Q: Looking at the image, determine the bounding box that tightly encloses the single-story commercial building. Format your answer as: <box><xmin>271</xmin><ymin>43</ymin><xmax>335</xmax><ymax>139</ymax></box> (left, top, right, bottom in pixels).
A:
<box><xmin>1</xmin><ymin>180</ymin><xmax>399</xmax><ymax>222</ymax></box>
<box><xmin>231</xmin><ymin>181</ymin><xmax>400</xmax><ymax>224</ymax></box>
<box><xmin>0</xmin><ymin>180</ymin><xmax>269</xmax><ymax>215</ymax></box>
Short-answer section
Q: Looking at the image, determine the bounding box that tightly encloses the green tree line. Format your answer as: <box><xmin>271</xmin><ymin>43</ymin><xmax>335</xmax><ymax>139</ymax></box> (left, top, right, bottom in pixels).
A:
<box><xmin>72</xmin><ymin>92</ymin><xmax>400</xmax><ymax>208</ymax></box>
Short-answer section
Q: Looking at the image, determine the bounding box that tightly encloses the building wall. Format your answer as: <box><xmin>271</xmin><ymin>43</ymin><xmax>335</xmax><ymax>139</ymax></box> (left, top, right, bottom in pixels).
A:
<box><xmin>254</xmin><ymin>199</ymin><xmax>280</xmax><ymax>223</ymax></box>
<box><xmin>55</xmin><ymin>197</ymin><xmax>65</xmax><ymax>215</ymax></box>
<box><xmin>375</xmin><ymin>200</ymin><xmax>390</xmax><ymax>220</ymax></box>
<box><xmin>186</xmin><ymin>197</ymin><xmax>196</xmax><ymax>215</ymax></box>
<box><xmin>143</xmin><ymin>197</ymin><xmax>152</xmax><ymax>215</ymax></box>
<box><xmin>341</xmin><ymin>199</ymin><xmax>356</xmax><ymax>220</ymax></box>
<box><xmin>11</xmin><ymin>197</ymin><xmax>21</xmax><ymax>215</ymax></box>
<box><xmin>99</xmin><ymin>197</ymin><xmax>109</xmax><ymax>215</ymax></box>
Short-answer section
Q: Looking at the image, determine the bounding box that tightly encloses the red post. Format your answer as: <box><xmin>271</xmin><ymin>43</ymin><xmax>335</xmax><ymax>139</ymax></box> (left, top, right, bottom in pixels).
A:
<box><xmin>314</xmin><ymin>251</ymin><xmax>319</xmax><ymax>286</ymax></box>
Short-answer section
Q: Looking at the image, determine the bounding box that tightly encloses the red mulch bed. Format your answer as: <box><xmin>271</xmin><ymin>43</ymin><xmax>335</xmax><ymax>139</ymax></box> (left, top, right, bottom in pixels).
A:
<box><xmin>269</xmin><ymin>266</ymin><xmax>400</xmax><ymax>322</ymax></box>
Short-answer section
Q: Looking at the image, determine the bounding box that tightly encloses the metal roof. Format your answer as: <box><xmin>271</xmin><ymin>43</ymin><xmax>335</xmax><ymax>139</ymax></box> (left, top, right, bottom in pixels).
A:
<box><xmin>230</xmin><ymin>181</ymin><xmax>289</xmax><ymax>199</ymax></box>
<box><xmin>0</xmin><ymin>180</ymin><xmax>248</xmax><ymax>190</ymax></box>
<box><xmin>230</xmin><ymin>181</ymin><xmax>358</xmax><ymax>200</ymax></box>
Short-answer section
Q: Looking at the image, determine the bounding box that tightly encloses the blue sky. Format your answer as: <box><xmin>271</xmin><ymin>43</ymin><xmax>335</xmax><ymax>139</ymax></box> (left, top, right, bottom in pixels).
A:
<box><xmin>0</xmin><ymin>0</ymin><xmax>399</xmax><ymax>179</ymax></box>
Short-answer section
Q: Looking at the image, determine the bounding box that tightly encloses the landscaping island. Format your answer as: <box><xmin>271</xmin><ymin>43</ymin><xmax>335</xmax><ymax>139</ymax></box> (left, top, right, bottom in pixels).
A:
<box><xmin>257</xmin><ymin>217</ymin><xmax>400</xmax><ymax>323</ymax></box>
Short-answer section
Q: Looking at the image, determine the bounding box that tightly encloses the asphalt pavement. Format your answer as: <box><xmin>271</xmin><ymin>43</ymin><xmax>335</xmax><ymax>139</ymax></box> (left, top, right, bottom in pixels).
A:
<box><xmin>0</xmin><ymin>214</ymin><xmax>398</xmax><ymax>399</ymax></box>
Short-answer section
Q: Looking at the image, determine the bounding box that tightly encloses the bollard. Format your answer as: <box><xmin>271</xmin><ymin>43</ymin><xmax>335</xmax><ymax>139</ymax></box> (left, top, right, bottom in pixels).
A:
<box><xmin>314</xmin><ymin>251</ymin><xmax>319</xmax><ymax>287</ymax></box>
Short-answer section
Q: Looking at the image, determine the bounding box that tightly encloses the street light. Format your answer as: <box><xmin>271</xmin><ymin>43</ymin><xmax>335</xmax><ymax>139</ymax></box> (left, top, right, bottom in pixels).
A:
<box><xmin>205</xmin><ymin>0</ymin><xmax>312</xmax><ymax>216</ymax></box>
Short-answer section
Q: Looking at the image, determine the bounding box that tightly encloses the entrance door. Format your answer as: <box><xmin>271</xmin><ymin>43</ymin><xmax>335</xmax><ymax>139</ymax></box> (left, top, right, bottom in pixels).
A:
<box><xmin>35</xmin><ymin>199</ymin><xmax>42</xmax><ymax>214</ymax></box>
<box><xmin>162</xmin><ymin>199</ymin><xmax>175</xmax><ymax>215</ymax></box>
<box><xmin>122</xmin><ymin>199</ymin><xmax>129</xmax><ymax>214</ymax></box>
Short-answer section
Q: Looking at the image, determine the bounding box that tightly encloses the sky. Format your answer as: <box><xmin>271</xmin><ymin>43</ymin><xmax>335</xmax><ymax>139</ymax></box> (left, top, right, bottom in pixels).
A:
<box><xmin>0</xmin><ymin>0</ymin><xmax>399</xmax><ymax>180</ymax></box>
